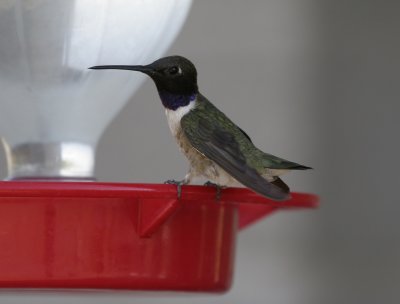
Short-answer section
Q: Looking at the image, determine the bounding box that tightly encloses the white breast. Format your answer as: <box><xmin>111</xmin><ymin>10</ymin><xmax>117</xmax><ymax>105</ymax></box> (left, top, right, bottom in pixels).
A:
<box><xmin>165</xmin><ymin>101</ymin><xmax>197</xmax><ymax>136</ymax></box>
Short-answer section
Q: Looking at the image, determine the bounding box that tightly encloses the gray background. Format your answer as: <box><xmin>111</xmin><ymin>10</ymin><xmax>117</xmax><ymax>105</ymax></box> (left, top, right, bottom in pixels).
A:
<box><xmin>1</xmin><ymin>0</ymin><xmax>399</xmax><ymax>303</ymax></box>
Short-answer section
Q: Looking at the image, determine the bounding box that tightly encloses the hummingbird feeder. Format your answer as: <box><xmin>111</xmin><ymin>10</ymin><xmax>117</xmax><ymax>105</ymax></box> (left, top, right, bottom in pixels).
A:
<box><xmin>0</xmin><ymin>0</ymin><xmax>318</xmax><ymax>293</ymax></box>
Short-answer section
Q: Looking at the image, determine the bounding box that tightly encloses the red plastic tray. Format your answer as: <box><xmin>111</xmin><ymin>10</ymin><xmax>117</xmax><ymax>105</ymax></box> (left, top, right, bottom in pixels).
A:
<box><xmin>0</xmin><ymin>181</ymin><xmax>318</xmax><ymax>292</ymax></box>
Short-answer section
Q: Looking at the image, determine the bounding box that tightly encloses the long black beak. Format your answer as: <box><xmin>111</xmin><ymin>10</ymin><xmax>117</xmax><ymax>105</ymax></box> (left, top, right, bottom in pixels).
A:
<box><xmin>89</xmin><ymin>65</ymin><xmax>154</xmax><ymax>75</ymax></box>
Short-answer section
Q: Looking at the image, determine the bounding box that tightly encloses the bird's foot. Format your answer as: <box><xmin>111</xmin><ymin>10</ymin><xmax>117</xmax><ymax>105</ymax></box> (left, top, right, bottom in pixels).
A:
<box><xmin>204</xmin><ymin>181</ymin><xmax>224</xmax><ymax>201</ymax></box>
<box><xmin>164</xmin><ymin>179</ymin><xmax>186</xmax><ymax>199</ymax></box>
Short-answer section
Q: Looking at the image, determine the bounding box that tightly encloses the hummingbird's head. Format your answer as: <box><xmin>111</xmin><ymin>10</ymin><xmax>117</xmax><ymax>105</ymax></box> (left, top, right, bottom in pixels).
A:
<box><xmin>143</xmin><ymin>56</ymin><xmax>198</xmax><ymax>96</ymax></box>
<box><xmin>89</xmin><ymin>55</ymin><xmax>198</xmax><ymax>96</ymax></box>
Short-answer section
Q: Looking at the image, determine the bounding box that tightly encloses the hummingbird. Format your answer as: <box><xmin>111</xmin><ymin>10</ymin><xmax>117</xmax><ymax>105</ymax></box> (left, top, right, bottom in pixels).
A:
<box><xmin>89</xmin><ymin>56</ymin><xmax>311</xmax><ymax>200</ymax></box>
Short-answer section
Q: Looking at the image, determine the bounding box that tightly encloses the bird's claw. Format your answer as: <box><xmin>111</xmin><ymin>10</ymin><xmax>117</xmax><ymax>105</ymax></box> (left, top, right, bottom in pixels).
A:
<box><xmin>204</xmin><ymin>181</ymin><xmax>224</xmax><ymax>201</ymax></box>
<box><xmin>164</xmin><ymin>179</ymin><xmax>185</xmax><ymax>199</ymax></box>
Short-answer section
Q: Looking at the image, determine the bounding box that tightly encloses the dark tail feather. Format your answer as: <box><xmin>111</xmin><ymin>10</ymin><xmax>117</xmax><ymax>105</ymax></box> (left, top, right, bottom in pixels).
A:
<box><xmin>291</xmin><ymin>164</ymin><xmax>312</xmax><ymax>170</ymax></box>
<box><xmin>271</xmin><ymin>177</ymin><xmax>290</xmax><ymax>195</ymax></box>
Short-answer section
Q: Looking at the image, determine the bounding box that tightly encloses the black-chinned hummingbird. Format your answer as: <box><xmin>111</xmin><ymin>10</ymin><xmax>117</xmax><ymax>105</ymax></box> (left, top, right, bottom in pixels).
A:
<box><xmin>89</xmin><ymin>56</ymin><xmax>311</xmax><ymax>200</ymax></box>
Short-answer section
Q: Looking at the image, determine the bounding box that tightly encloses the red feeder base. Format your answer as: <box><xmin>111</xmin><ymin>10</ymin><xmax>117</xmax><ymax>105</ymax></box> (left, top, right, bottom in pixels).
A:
<box><xmin>0</xmin><ymin>182</ymin><xmax>318</xmax><ymax>292</ymax></box>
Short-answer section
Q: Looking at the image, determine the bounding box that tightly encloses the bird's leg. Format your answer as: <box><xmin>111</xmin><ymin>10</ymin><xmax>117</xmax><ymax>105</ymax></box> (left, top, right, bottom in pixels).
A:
<box><xmin>164</xmin><ymin>172</ymin><xmax>192</xmax><ymax>199</ymax></box>
<box><xmin>164</xmin><ymin>179</ymin><xmax>185</xmax><ymax>199</ymax></box>
<box><xmin>204</xmin><ymin>181</ymin><xmax>225</xmax><ymax>201</ymax></box>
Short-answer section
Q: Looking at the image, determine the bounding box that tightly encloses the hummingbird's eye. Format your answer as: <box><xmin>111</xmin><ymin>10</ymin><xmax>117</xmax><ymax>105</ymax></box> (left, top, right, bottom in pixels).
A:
<box><xmin>167</xmin><ymin>66</ymin><xmax>180</xmax><ymax>75</ymax></box>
